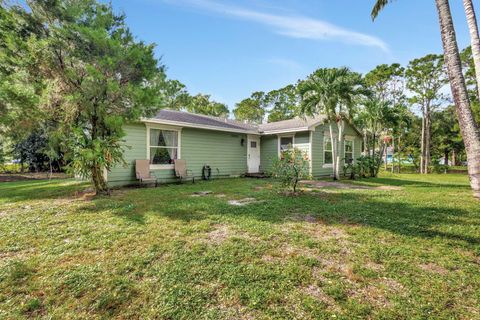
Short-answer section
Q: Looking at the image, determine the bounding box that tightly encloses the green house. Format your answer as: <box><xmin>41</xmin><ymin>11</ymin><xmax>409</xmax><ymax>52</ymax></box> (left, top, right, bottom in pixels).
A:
<box><xmin>107</xmin><ymin>110</ymin><xmax>363</xmax><ymax>187</ymax></box>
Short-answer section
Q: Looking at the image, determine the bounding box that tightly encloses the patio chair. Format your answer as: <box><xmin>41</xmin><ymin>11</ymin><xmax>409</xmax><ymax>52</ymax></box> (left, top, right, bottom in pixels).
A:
<box><xmin>174</xmin><ymin>159</ymin><xmax>195</xmax><ymax>183</ymax></box>
<box><xmin>135</xmin><ymin>159</ymin><xmax>157</xmax><ymax>186</ymax></box>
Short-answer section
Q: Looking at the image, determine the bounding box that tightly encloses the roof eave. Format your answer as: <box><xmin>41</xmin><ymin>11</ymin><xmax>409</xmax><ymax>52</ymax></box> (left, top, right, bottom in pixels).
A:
<box><xmin>141</xmin><ymin>118</ymin><xmax>258</xmax><ymax>134</ymax></box>
<box><xmin>260</xmin><ymin>127</ymin><xmax>310</xmax><ymax>135</ymax></box>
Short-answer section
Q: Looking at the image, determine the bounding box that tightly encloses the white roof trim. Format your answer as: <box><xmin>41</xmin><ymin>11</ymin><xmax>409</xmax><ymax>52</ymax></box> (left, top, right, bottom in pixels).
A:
<box><xmin>260</xmin><ymin>127</ymin><xmax>310</xmax><ymax>135</ymax></box>
<box><xmin>141</xmin><ymin>118</ymin><xmax>257</xmax><ymax>134</ymax></box>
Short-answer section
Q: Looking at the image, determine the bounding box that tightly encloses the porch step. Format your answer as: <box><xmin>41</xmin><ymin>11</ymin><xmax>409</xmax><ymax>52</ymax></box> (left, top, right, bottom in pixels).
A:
<box><xmin>244</xmin><ymin>172</ymin><xmax>269</xmax><ymax>178</ymax></box>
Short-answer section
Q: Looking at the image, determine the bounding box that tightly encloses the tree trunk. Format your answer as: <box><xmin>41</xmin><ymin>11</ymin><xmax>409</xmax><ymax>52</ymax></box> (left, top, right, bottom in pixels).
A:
<box><xmin>452</xmin><ymin>149</ymin><xmax>457</xmax><ymax>166</ymax></box>
<box><xmin>436</xmin><ymin>0</ymin><xmax>480</xmax><ymax>199</ymax></box>
<box><xmin>463</xmin><ymin>0</ymin><xmax>480</xmax><ymax>99</ymax></box>
<box><xmin>424</xmin><ymin>111</ymin><xmax>431</xmax><ymax>174</ymax></box>
<box><xmin>444</xmin><ymin>149</ymin><xmax>449</xmax><ymax>166</ymax></box>
<box><xmin>335</xmin><ymin>120</ymin><xmax>344</xmax><ymax>180</ymax></box>
<box><xmin>329</xmin><ymin>123</ymin><xmax>338</xmax><ymax>180</ymax></box>
<box><xmin>91</xmin><ymin>164</ymin><xmax>109</xmax><ymax>195</ymax></box>
<box><xmin>420</xmin><ymin>115</ymin><xmax>426</xmax><ymax>174</ymax></box>
<box><xmin>391</xmin><ymin>136</ymin><xmax>395</xmax><ymax>173</ymax></box>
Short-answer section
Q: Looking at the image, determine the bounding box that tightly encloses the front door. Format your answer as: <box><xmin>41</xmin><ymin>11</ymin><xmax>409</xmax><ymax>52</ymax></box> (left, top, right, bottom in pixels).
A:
<box><xmin>247</xmin><ymin>135</ymin><xmax>261</xmax><ymax>173</ymax></box>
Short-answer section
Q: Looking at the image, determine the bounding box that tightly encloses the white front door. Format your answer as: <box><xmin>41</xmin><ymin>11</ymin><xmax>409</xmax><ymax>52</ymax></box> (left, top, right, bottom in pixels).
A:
<box><xmin>247</xmin><ymin>135</ymin><xmax>261</xmax><ymax>173</ymax></box>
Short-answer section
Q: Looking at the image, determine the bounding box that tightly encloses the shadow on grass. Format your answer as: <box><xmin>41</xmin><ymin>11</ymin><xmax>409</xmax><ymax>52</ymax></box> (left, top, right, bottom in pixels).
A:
<box><xmin>0</xmin><ymin>179</ymin><xmax>88</xmax><ymax>203</ymax></box>
<box><xmin>358</xmin><ymin>177</ymin><xmax>470</xmax><ymax>189</ymax></box>
<box><xmin>122</xmin><ymin>178</ymin><xmax>480</xmax><ymax>249</ymax></box>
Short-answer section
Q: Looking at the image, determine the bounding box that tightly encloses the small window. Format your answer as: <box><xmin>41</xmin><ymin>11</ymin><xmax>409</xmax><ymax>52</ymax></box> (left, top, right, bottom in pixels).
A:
<box><xmin>149</xmin><ymin>129</ymin><xmax>178</xmax><ymax>165</ymax></box>
<box><xmin>345</xmin><ymin>140</ymin><xmax>354</xmax><ymax>164</ymax></box>
<box><xmin>280</xmin><ymin>136</ymin><xmax>293</xmax><ymax>152</ymax></box>
<box><xmin>250</xmin><ymin>141</ymin><xmax>257</xmax><ymax>148</ymax></box>
<box><xmin>324</xmin><ymin>137</ymin><xmax>333</xmax><ymax>164</ymax></box>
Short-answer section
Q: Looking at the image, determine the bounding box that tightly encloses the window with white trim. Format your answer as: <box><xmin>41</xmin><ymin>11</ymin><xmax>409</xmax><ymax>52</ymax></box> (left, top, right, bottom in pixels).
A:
<box><xmin>344</xmin><ymin>139</ymin><xmax>354</xmax><ymax>164</ymax></box>
<box><xmin>149</xmin><ymin>129</ymin><xmax>179</xmax><ymax>165</ymax></box>
<box><xmin>324</xmin><ymin>136</ymin><xmax>333</xmax><ymax>165</ymax></box>
<box><xmin>280</xmin><ymin>136</ymin><xmax>294</xmax><ymax>152</ymax></box>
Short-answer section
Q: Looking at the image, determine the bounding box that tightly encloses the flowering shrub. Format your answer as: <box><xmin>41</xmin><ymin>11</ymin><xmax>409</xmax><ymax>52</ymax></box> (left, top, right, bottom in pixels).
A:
<box><xmin>271</xmin><ymin>147</ymin><xmax>310</xmax><ymax>193</ymax></box>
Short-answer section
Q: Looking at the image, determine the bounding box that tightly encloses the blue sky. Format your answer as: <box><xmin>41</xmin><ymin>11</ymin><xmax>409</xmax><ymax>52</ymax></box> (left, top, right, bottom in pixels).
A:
<box><xmin>110</xmin><ymin>0</ymin><xmax>472</xmax><ymax>111</ymax></box>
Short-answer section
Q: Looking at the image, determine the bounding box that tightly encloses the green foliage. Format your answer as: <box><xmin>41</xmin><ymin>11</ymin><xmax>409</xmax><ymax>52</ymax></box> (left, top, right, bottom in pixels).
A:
<box><xmin>1</xmin><ymin>0</ymin><xmax>168</xmax><ymax>193</ymax></box>
<box><xmin>270</xmin><ymin>148</ymin><xmax>310</xmax><ymax>192</ymax></box>
<box><xmin>233</xmin><ymin>91</ymin><xmax>266</xmax><ymax>123</ymax></box>
<box><xmin>265</xmin><ymin>85</ymin><xmax>300</xmax><ymax>122</ymax></box>
<box><xmin>187</xmin><ymin>94</ymin><xmax>229</xmax><ymax>117</ymax></box>
<box><xmin>298</xmin><ymin>67</ymin><xmax>366</xmax><ymax>120</ymax></box>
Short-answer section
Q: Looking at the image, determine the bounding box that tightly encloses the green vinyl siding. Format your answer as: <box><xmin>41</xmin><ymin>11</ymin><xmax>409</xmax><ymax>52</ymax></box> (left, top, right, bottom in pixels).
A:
<box><xmin>294</xmin><ymin>131</ymin><xmax>310</xmax><ymax>155</ymax></box>
<box><xmin>108</xmin><ymin>123</ymin><xmax>148</xmax><ymax>187</ymax></box>
<box><xmin>108</xmin><ymin>120</ymin><xmax>362</xmax><ymax>186</ymax></box>
<box><xmin>260</xmin><ymin>131</ymin><xmax>311</xmax><ymax>173</ymax></box>
<box><xmin>108</xmin><ymin>124</ymin><xmax>247</xmax><ymax>187</ymax></box>
<box><xmin>181</xmin><ymin>128</ymin><xmax>247</xmax><ymax>179</ymax></box>
<box><xmin>311</xmin><ymin>122</ymin><xmax>362</xmax><ymax>178</ymax></box>
<box><xmin>260</xmin><ymin>135</ymin><xmax>277</xmax><ymax>173</ymax></box>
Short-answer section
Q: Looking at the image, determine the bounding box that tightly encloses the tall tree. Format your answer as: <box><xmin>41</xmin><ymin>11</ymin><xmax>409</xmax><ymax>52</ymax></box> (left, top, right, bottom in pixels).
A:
<box><xmin>21</xmin><ymin>0</ymin><xmax>167</xmax><ymax>194</ymax></box>
<box><xmin>372</xmin><ymin>0</ymin><xmax>480</xmax><ymax>197</ymax></box>
<box><xmin>462</xmin><ymin>0</ymin><xmax>480</xmax><ymax>99</ymax></box>
<box><xmin>265</xmin><ymin>85</ymin><xmax>299</xmax><ymax>122</ymax></box>
<box><xmin>187</xmin><ymin>94</ymin><xmax>229</xmax><ymax>118</ymax></box>
<box><xmin>233</xmin><ymin>91</ymin><xmax>266</xmax><ymax>124</ymax></box>
<box><xmin>405</xmin><ymin>54</ymin><xmax>448</xmax><ymax>174</ymax></box>
<box><xmin>298</xmin><ymin>67</ymin><xmax>366</xmax><ymax>179</ymax></box>
<box><xmin>436</xmin><ymin>0</ymin><xmax>480</xmax><ymax>197</ymax></box>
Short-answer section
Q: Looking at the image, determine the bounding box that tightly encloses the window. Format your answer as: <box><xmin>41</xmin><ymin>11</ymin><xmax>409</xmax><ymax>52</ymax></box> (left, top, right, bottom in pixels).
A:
<box><xmin>250</xmin><ymin>141</ymin><xmax>257</xmax><ymax>148</ymax></box>
<box><xmin>280</xmin><ymin>136</ymin><xmax>294</xmax><ymax>152</ymax></box>
<box><xmin>149</xmin><ymin>129</ymin><xmax>179</xmax><ymax>165</ymax></box>
<box><xmin>344</xmin><ymin>139</ymin><xmax>354</xmax><ymax>164</ymax></box>
<box><xmin>324</xmin><ymin>137</ymin><xmax>333</xmax><ymax>165</ymax></box>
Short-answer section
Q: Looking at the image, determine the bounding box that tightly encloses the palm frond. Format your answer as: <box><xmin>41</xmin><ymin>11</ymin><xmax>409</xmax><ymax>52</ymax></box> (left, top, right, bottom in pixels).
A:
<box><xmin>371</xmin><ymin>0</ymin><xmax>395</xmax><ymax>21</ymax></box>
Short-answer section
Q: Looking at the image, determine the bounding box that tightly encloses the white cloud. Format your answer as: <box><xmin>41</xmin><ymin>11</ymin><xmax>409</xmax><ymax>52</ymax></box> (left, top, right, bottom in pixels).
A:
<box><xmin>165</xmin><ymin>0</ymin><xmax>389</xmax><ymax>52</ymax></box>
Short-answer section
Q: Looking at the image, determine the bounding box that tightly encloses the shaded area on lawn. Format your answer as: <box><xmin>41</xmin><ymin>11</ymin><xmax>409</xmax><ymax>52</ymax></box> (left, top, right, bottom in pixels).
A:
<box><xmin>1</xmin><ymin>174</ymin><xmax>479</xmax><ymax>319</ymax></box>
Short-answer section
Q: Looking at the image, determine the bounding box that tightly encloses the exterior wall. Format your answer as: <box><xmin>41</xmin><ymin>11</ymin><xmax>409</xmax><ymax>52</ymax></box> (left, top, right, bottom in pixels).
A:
<box><xmin>260</xmin><ymin>135</ymin><xmax>278</xmax><ymax>173</ymax></box>
<box><xmin>108</xmin><ymin>121</ymin><xmax>362</xmax><ymax>186</ymax></box>
<box><xmin>311</xmin><ymin>122</ymin><xmax>362</xmax><ymax>178</ymax></box>
<box><xmin>108</xmin><ymin>124</ymin><xmax>247</xmax><ymax>187</ymax></box>
<box><xmin>260</xmin><ymin>131</ymin><xmax>311</xmax><ymax>173</ymax></box>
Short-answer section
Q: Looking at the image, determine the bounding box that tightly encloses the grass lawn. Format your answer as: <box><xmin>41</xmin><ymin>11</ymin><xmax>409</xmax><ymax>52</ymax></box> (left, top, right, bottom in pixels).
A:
<box><xmin>1</xmin><ymin>174</ymin><xmax>479</xmax><ymax>319</ymax></box>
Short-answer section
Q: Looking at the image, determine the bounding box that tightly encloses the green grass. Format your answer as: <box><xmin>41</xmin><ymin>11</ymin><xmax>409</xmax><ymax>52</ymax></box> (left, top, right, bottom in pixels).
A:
<box><xmin>0</xmin><ymin>174</ymin><xmax>479</xmax><ymax>319</ymax></box>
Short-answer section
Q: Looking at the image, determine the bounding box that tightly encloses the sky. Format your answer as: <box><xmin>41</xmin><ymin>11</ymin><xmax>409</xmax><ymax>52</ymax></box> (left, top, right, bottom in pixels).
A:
<box><xmin>109</xmin><ymin>0</ymin><xmax>473</xmax><ymax>111</ymax></box>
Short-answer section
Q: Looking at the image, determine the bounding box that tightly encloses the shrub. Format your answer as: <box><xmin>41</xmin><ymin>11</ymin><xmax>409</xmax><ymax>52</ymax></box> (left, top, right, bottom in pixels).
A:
<box><xmin>271</xmin><ymin>148</ymin><xmax>310</xmax><ymax>193</ymax></box>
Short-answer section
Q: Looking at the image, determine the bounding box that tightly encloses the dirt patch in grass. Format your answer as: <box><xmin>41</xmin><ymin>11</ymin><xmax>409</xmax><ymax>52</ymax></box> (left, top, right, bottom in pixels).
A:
<box><xmin>300</xmin><ymin>180</ymin><xmax>403</xmax><ymax>191</ymax></box>
<box><xmin>206</xmin><ymin>224</ymin><xmax>230</xmax><ymax>244</ymax></box>
<box><xmin>228</xmin><ymin>198</ymin><xmax>263</xmax><ymax>206</ymax></box>
<box><xmin>191</xmin><ymin>191</ymin><xmax>213</xmax><ymax>197</ymax></box>
<box><xmin>419</xmin><ymin>263</ymin><xmax>448</xmax><ymax>275</ymax></box>
<box><xmin>302</xmin><ymin>285</ymin><xmax>339</xmax><ymax>310</ymax></box>
<box><xmin>0</xmin><ymin>173</ymin><xmax>70</xmax><ymax>182</ymax></box>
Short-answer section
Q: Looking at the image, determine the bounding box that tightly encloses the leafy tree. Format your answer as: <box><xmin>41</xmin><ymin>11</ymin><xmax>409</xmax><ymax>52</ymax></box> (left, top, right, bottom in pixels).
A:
<box><xmin>372</xmin><ymin>0</ymin><xmax>480</xmax><ymax>198</ymax></box>
<box><xmin>431</xmin><ymin>105</ymin><xmax>464</xmax><ymax>165</ymax></box>
<box><xmin>265</xmin><ymin>85</ymin><xmax>299</xmax><ymax>122</ymax></box>
<box><xmin>20</xmin><ymin>0</ymin><xmax>167</xmax><ymax>194</ymax></box>
<box><xmin>298</xmin><ymin>67</ymin><xmax>366</xmax><ymax>180</ymax></box>
<box><xmin>0</xmin><ymin>3</ymin><xmax>45</xmax><ymax>140</ymax></box>
<box><xmin>271</xmin><ymin>147</ymin><xmax>310</xmax><ymax>193</ymax></box>
<box><xmin>187</xmin><ymin>94</ymin><xmax>229</xmax><ymax>117</ymax></box>
<box><xmin>233</xmin><ymin>91</ymin><xmax>266</xmax><ymax>123</ymax></box>
<box><xmin>405</xmin><ymin>54</ymin><xmax>448</xmax><ymax>173</ymax></box>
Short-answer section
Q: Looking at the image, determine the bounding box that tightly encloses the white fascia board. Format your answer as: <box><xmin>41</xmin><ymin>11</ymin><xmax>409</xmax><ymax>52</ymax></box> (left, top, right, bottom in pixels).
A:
<box><xmin>260</xmin><ymin>127</ymin><xmax>310</xmax><ymax>135</ymax></box>
<box><xmin>141</xmin><ymin>118</ymin><xmax>257</xmax><ymax>134</ymax></box>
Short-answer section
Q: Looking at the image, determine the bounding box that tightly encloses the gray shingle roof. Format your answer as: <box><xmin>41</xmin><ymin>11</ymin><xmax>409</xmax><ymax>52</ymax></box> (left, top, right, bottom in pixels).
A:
<box><xmin>151</xmin><ymin>109</ymin><xmax>257</xmax><ymax>131</ymax></box>
<box><xmin>258</xmin><ymin>115</ymin><xmax>327</xmax><ymax>132</ymax></box>
<box><xmin>146</xmin><ymin>110</ymin><xmax>344</xmax><ymax>135</ymax></box>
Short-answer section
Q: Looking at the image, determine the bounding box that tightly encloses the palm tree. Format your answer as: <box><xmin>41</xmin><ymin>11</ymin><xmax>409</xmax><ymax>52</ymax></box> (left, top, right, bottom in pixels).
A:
<box><xmin>463</xmin><ymin>0</ymin><xmax>480</xmax><ymax>99</ymax></box>
<box><xmin>298</xmin><ymin>67</ymin><xmax>365</xmax><ymax>180</ymax></box>
<box><xmin>372</xmin><ymin>0</ymin><xmax>480</xmax><ymax>199</ymax></box>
